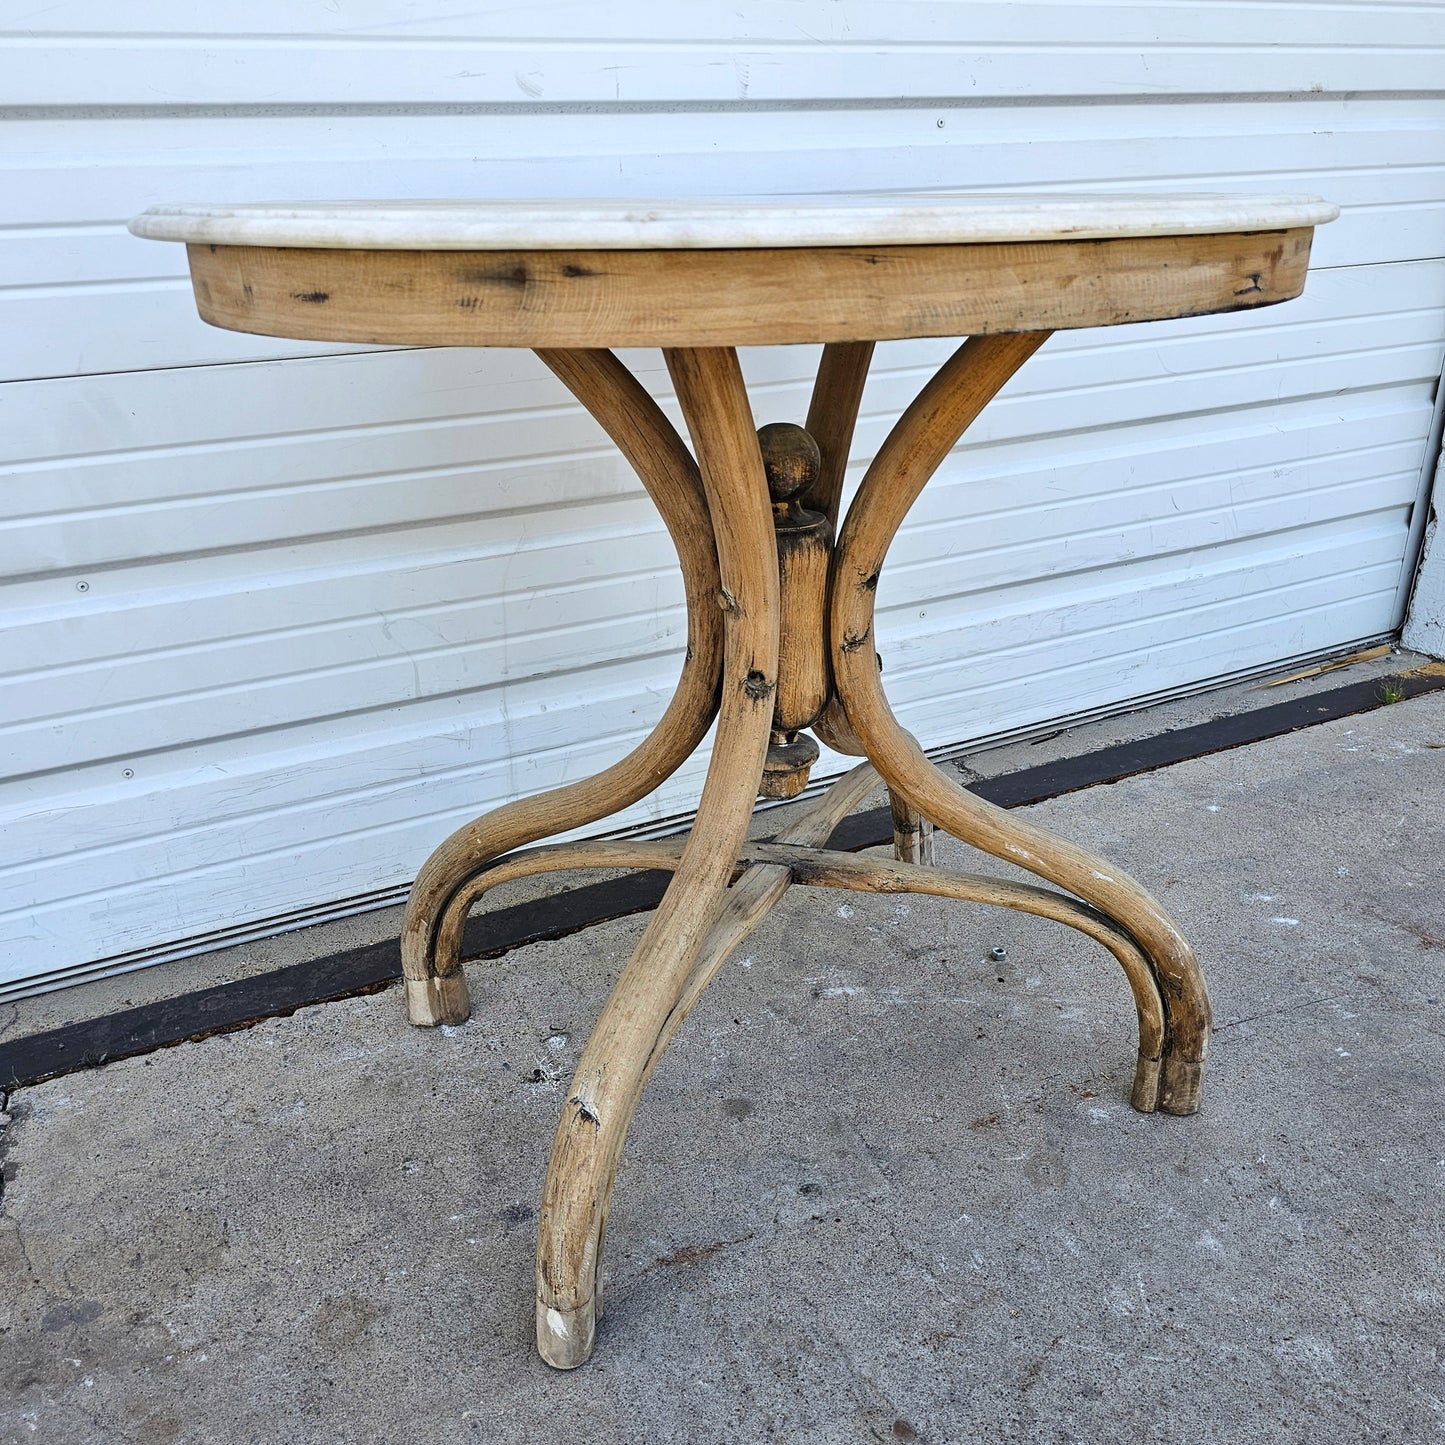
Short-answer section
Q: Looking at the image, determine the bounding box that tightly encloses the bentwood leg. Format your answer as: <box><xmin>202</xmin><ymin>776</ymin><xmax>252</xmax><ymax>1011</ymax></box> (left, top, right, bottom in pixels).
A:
<box><xmin>827</xmin><ymin>332</ymin><xmax>1212</xmax><ymax>1114</ymax></box>
<box><xmin>889</xmin><ymin>788</ymin><xmax>936</xmax><ymax>865</ymax></box>
<box><xmin>535</xmin><ymin>347</ymin><xmax>780</xmax><ymax>1368</ymax></box>
<box><xmin>398</xmin><ymin>349</ymin><xmax>724</xmax><ymax>1025</ymax></box>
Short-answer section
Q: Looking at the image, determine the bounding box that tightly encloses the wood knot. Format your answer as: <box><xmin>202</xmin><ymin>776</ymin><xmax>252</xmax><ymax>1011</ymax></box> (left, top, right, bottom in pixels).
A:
<box><xmin>742</xmin><ymin>670</ymin><xmax>775</xmax><ymax>702</ymax></box>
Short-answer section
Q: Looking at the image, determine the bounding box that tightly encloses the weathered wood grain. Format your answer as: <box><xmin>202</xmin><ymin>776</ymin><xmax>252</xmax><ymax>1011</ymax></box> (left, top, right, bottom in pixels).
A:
<box><xmin>759</xmin><ymin>421</ymin><xmax>831</xmax><ymax>738</ymax></box>
<box><xmin>186</xmin><ymin>228</ymin><xmax>1315</xmax><ymax>349</ymax></box>
<box><xmin>536</xmin><ymin>346</ymin><xmax>779</xmax><ymax>1368</ymax></box>
<box><xmin>802</xmin><ymin>340</ymin><xmax>875</xmax><ymax>526</ymax></box>
<box><xmin>888</xmin><ymin>787</ymin><xmax>936</xmax><ymax>866</ymax></box>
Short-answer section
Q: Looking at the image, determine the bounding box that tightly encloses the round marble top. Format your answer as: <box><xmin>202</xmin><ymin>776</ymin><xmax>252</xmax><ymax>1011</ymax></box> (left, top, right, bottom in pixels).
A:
<box><xmin>130</xmin><ymin>191</ymin><xmax>1337</xmax><ymax>252</ymax></box>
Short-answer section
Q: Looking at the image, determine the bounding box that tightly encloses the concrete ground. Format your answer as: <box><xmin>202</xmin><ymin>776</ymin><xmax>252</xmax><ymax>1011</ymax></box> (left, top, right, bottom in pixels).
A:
<box><xmin>1</xmin><ymin>688</ymin><xmax>1442</xmax><ymax>1443</ymax></box>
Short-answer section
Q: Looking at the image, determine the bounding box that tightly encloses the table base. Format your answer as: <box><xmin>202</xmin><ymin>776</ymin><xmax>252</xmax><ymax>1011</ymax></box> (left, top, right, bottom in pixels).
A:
<box><xmin>395</xmin><ymin>335</ymin><xmax>1211</xmax><ymax>1368</ymax></box>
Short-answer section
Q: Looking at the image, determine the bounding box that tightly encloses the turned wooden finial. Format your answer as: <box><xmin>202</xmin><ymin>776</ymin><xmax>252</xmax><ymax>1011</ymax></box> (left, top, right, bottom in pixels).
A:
<box><xmin>758</xmin><ymin>422</ymin><xmax>822</xmax><ymax>522</ymax></box>
<box><xmin>756</xmin><ymin>422</ymin><xmax>830</xmax><ymax>800</ymax></box>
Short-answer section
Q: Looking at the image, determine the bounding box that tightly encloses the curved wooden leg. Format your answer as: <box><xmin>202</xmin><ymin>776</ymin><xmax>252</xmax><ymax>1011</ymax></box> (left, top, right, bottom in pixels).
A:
<box><xmin>888</xmin><ymin>785</ymin><xmax>935</xmax><ymax>866</ymax></box>
<box><xmin>535</xmin><ymin>346</ymin><xmax>779</xmax><ymax>1369</ymax></box>
<box><xmin>801</xmin><ymin>340</ymin><xmax>874</xmax><ymax>527</ymax></box>
<box><xmin>829</xmin><ymin>333</ymin><xmax>1211</xmax><ymax>1115</ymax></box>
<box><xmin>399</xmin><ymin>348</ymin><xmax>724</xmax><ymax>1025</ymax></box>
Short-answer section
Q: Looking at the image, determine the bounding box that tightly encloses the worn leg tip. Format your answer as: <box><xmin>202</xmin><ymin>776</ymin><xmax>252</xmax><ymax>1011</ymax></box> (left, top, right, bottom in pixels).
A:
<box><xmin>1158</xmin><ymin>1055</ymin><xmax>1204</xmax><ymax>1116</ymax></box>
<box><xmin>536</xmin><ymin>1294</ymin><xmax>597</xmax><ymax>1370</ymax></box>
<box><xmin>404</xmin><ymin>971</ymin><xmax>472</xmax><ymax>1028</ymax></box>
<box><xmin>1130</xmin><ymin>1052</ymin><xmax>1163</xmax><ymax>1114</ymax></box>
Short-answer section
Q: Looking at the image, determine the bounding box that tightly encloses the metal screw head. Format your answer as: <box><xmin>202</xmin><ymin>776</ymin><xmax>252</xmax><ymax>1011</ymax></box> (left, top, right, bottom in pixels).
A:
<box><xmin>122</xmin><ymin>768</ymin><xmax>134</xmax><ymax>779</ymax></box>
<box><xmin>75</xmin><ymin>580</ymin><xmax>90</xmax><ymax>592</ymax></box>
<box><xmin>989</xmin><ymin>946</ymin><xmax>1007</xmax><ymax>961</ymax></box>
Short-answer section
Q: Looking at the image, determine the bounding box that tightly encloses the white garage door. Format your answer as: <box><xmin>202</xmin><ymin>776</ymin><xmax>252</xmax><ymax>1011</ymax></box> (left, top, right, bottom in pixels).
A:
<box><xmin>3</xmin><ymin>2</ymin><xmax>1443</xmax><ymax>996</ymax></box>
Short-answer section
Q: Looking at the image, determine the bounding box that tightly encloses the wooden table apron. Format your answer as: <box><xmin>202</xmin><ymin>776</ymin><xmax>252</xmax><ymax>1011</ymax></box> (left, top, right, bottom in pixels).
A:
<box><xmin>177</xmin><ymin>224</ymin><xmax>1316</xmax><ymax>1368</ymax></box>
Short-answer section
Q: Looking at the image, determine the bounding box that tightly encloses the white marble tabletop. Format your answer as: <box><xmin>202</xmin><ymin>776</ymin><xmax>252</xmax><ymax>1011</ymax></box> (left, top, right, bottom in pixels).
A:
<box><xmin>130</xmin><ymin>192</ymin><xmax>1337</xmax><ymax>251</ymax></box>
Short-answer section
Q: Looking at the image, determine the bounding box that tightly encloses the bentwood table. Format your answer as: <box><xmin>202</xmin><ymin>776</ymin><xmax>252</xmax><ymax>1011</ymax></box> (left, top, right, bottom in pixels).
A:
<box><xmin>131</xmin><ymin>192</ymin><xmax>1337</xmax><ymax>1367</ymax></box>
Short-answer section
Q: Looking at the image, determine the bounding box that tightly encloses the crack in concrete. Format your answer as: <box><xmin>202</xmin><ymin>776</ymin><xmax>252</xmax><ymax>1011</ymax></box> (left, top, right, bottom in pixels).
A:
<box><xmin>6</xmin><ymin>1207</ymin><xmax>41</xmax><ymax>1287</ymax></box>
<box><xmin>650</xmin><ymin>1229</ymin><xmax>755</xmax><ymax>1270</ymax></box>
<box><xmin>1213</xmin><ymin>992</ymin><xmax>1362</xmax><ymax>1032</ymax></box>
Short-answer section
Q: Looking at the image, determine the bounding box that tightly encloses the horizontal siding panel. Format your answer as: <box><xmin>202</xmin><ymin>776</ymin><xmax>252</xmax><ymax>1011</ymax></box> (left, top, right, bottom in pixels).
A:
<box><xmin>1</xmin><ymin>424</ymin><xmax>648</xmax><ymax>575</ymax></box>
<box><xmin>4</xmin><ymin>651</ymin><xmax>699</xmax><ymax>884</ymax></box>
<box><xmin>9</xmin><ymin>49</ymin><xmax>1440</xmax><ymax>110</ymax></box>
<box><xmin>13</xmin><ymin>1</ymin><xmax>1441</xmax><ymax>45</ymax></box>
<box><xmin>2</xmin><ymin>545</ymin><xmax>687</xmax><ymax>778</ymax></box>
<box><xmin>0</xmin><ymin>346</ymin><xmax>571</xmax><ymax>463</ymax></box>
<box><xmin>6</xmin><ymin>0</ymin><xmax>1443</xmax><ymax>106</ymax></box>
<box><xmin>885</xmin><ymin>458</ymin><xmax>1422</xmax><ymax>604</ymax></box>
<box><xmin>879</xmin><ymin>527</ymin><xmax>1407</xmax><ymax>727</ymax></box>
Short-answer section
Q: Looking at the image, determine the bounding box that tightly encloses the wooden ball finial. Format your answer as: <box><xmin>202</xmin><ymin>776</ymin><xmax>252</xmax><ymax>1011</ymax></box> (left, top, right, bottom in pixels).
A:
<box><xmin>757</xmin><ymin>422</ymin><xmax>821</xmax><ymax>505</ymax></box>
